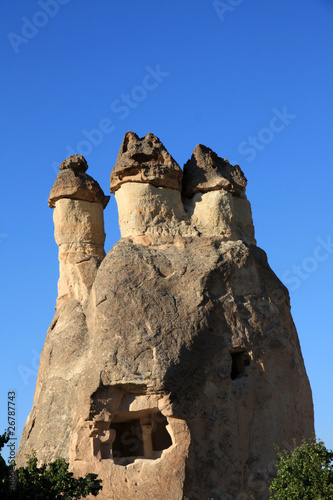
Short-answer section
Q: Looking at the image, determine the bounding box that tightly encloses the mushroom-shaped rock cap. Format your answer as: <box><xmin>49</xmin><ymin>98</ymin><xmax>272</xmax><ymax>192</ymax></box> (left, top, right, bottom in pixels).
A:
<box><xmin>48</xmin><ymin>155</ymin><xmax>110</xmax><ymax>208</ymax></box>
<box><xmin>182</xmin><ymin>144</ymin><xmax>247</xmax><ymax>198</ymax></box>
<box><xmin>110</xmin><ymin>131</ymin><xmax>182</xmax><ymax>193</ymax></box>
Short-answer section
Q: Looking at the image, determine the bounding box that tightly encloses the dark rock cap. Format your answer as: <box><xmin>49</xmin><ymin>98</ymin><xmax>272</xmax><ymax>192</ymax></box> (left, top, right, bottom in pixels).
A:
<box><xmin>182</xmin><ymin>144</ymin><xmax>247</xmax><ymax>198</ymax></box>
<box><xmin>48</xmin><ymin>155</ymin><xmax>110</xmax><ymax>208</ymax></box>
<box><xmin>59</xmin><ymin>154</ymin><xmax>88</xmax><ymax>173</ymax></box>
<box><xmin>110</xmin><ymin>131</ymin><xmax>182</xmax><ymax>194</ymax></box>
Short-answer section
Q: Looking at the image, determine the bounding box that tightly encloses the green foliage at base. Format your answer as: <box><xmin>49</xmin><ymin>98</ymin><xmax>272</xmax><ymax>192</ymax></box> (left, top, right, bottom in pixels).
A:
<box><xmin>269</xmin><ymin>438</ymin><xmax>333</xmax><ymax>499</ymax></box>
<box><xmin>0</xmin><ymin>432</ymin><xmax>11</xmax><ymax>495</ymax></box>
<box><xmin>0</xmin><ymin>432</ymin><xmax>102</xmax><ymax>500</ymax></box>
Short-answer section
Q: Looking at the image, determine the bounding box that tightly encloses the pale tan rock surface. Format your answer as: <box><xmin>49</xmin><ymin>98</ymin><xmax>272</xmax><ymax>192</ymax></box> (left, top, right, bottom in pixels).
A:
<box><xmin>54</xmin><ymin>198</ymin><xmax>106</xmax><ymax>308</ymax></box>
<box><xmin>115</xmin><ymin>182</ymin><xmax>196</xmax><ymax>239</ymax></box>
<box><xmin>17</xmin><ymin>136</ymin><xmax>314</xmax><ymax>500</ymax></box>
<box><xmin>49</xmin><ymin>156</ymin><xmax>109</xmax><ymax>308</ymax></box>
<box><xmin>183</xmin><ymin>190</ymin><xmax>256</xmax><ymax>244</ymax></box>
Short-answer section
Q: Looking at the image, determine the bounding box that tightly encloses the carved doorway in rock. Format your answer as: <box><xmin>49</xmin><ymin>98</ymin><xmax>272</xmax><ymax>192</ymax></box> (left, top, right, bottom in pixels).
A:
<box><xmin>110</xmin><ymin>411</ymin><xmax>172</xmax><ymax>465</ymax></box>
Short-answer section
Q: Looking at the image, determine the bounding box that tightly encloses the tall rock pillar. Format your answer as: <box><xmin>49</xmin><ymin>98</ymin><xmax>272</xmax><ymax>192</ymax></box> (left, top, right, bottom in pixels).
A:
<box><xmin>17</xmin><ymin>135</ymin><xmax>314</xmax><ymax>500</ymax></box>
<box><xmin>110</xmin><ymin>131</ymin><xmax>190</xmax><ymax>241</ymax></box>
<box><xmin>48</xmin><ymin>155</ymin><xmax>109</xmax><ymax>308</ymax></box>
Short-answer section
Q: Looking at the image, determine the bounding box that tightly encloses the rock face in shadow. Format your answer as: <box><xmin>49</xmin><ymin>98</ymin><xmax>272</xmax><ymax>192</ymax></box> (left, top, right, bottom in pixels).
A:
<box><xmin>17</xmin><ymin>133</ymin><xmax>314</xmax><ymax>500</ymax></box>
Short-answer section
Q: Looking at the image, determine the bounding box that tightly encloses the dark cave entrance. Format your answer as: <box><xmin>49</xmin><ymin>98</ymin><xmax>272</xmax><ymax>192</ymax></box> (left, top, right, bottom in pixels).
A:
<box><xmin>110</xmin><ymin>411</ymin><xmax>172</xmax><ymax>464</ymax></box>
<box><xmin>230</xmin><ymin>351</ymin><xmax>251</xmax><ymax>380</ymax></box>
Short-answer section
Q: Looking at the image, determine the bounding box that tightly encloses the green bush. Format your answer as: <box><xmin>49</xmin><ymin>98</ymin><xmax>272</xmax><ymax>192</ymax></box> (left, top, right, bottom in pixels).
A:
<box><xmin>0</xmin><ymin>432</ymin><xmax>12</xmax><ymax>496</ymax></box>
<box><xmin>269</xmin><ymin>438</ymin><xmax>333</xmax><ymax>499</ymax></box>
<box><xmin>0</xmin><ymin>432</ymin><xmax>102</xmax><ymax>499</ymax></box>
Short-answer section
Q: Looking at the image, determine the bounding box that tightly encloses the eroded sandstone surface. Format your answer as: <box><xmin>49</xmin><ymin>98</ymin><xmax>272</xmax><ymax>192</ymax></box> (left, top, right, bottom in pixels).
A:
<box><xmin>17</xmin><ymin>133</ymin><xmax>314</xmax><ymax>500</ymax></box>
<box><xmin>110</xmin><ymin>131</ymin><xmax>182</xmax><ymax>193</ymax></box>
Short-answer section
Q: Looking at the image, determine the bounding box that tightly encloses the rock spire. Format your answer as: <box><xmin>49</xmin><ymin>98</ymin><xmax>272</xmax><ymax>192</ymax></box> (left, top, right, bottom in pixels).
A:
<box><xmin>16</xmin><ymin>134</ymin><xmax>314</xmax><ymax>500</ymax></box>
<box><xmin>49</xmin><ymin>155</ymin><xmax>109</xmax><ymax>308</ymax></box>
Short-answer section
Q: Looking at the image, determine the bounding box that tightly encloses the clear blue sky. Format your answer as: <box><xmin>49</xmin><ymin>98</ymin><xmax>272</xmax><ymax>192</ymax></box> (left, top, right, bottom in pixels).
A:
<box><xmin>1</xmin><ymin>0</ymin><xmax>332</xmax><ymax>464</ymax></box>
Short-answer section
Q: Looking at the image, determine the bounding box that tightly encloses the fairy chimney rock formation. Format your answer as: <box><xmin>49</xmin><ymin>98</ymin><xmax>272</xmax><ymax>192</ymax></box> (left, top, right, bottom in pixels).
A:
<box><xmin>111</xmin><ymin>132</ymin><xmax>255</xmax><ymax>245</ymax></box>
<box><xmin>48</xmin><ymin>155</ymin><xmax>109</xmax><ymax>308</ymax></box>
<box><xmin>110</xmin><ymin>131</ymin><xmax>188</xmax><ymax>240</ymax></box>
<box><xmin>182</xmin><ymin>143</ymin><xmax>255</xmax><ymax>244</ymax></box>
<box><xmin>17</xmin><ymin>133</ymin><xmax>314</xmax><ymax>500</ymax></box>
